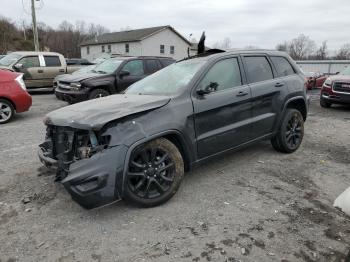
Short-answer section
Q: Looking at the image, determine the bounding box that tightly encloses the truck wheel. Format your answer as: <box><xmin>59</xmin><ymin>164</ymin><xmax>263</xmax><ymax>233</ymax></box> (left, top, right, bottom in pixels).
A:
<box><xmin>271</xmin><ymin>109</ymin><xmax>304</xmax><ymax>153</ymax></box>
<box><xmin>89</xmin><ymin>89</ymin><xmax>110</xmax><ymax>100</ymax></box>
<box><xmin>124</xmin><ymin>138</ymin><xmax>184</xmax><ymax>207</ymax></box>
<box><xmin>0</xmin><ymin>99</ymin><xmax>14</xmax><ymax>124</ymax></box>
<box><xmin>320</xmin><ymin>97</ymin><xmax>331</xmax><ymax>108</ymax></box>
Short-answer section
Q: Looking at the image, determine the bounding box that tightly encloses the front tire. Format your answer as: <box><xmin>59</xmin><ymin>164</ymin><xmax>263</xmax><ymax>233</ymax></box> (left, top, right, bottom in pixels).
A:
<box><xmin>0</xmin><ymin>99</ymin><xmax>15</xmax><ymax>124</ymax></box>
<box><xmin>271</xmin><ymin>109</ymin><xmax>304</xmax><ymax>153</ymax></box>
<box><xmin>124</xmin><ymin>138</ymin><xmax>184</xmax><ymax>207</ymax></box>
<box><xmin>320</xmin><ymin>97</ymin><xmax>331</xmax><ymax>108</ymax></box>
<box><xmin>88</xmin><ymin>88</ymin><xmax>110</xmax><ymax>100</ymax></box>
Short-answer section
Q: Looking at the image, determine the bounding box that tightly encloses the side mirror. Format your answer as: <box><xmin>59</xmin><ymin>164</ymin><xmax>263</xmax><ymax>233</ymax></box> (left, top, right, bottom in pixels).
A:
<box><xmin>119</xmin><ymin>70</ymin><xmax>130</xmax><ymax>78</ymax></box>
<box><xmin>13</xmin><ymin>63</ymin><xmax>24</xmax><ymax>71</ymax></box>
<box><xmin>335</xmin><ymin>71</ymin><xmax>340</xmax><ymax>75</ymax></box>
<box><xmin>196</xmin><ymin>82</ymin><xmax>218</xmax><ymax>95</ymax></box>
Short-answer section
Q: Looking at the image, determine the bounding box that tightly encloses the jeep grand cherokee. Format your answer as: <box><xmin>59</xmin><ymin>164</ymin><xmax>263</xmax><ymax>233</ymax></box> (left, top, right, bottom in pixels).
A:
<box><xmin>39</xmin><ymin>50</ymin><xmax>309</xmax><ymax>209</ymax></box>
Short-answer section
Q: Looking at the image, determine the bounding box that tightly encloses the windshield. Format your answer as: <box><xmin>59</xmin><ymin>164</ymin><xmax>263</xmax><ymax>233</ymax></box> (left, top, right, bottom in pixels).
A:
<box><xmin>72</xmin><ymin>65</ymin><xmax>96</xmax><ymax>75</ymax></box>
<box><xmin>0</xmin><ymin>53</ymin><xmax>21</xmax><ymax>66</ymax></box>
<box><xmin>92</xmin><ymin>59</ymin><xmax>123</xmax><ymax>74</ymax></box>
<box><xmin>340</xmin><ymin>66</ymin><xmax>350</xmax><ymax>76</ymax></box>
<box><xmin>126</xmin><ymin>60</ymin><xmax>205</xmax><ymax>96</ymax></box>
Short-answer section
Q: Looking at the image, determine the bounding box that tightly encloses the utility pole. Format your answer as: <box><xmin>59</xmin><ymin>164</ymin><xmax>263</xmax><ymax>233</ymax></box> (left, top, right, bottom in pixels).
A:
<box><xmin>31</xmin><ymin>0</ymin><xmax>39</xmax><ymax>51</ymax></box>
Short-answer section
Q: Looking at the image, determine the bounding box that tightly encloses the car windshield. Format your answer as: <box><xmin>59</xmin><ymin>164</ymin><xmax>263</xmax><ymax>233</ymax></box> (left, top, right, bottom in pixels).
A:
<box><xmin>340</xmin><ymin>66</ymin><xmax>350</xmax><ymax>75</ymax></box>
<box><xmin>92</xmin><ymin>59</ymin><xmax>123</xmax><ymax>74</ymax></box>
<box><xmin>72</xmin><ymin>65</ymin><xmax>96</xmax><ymax>75</ymax></box>
<box><xmin>125</xmin><ymin>60</ymin><xmax>206</xmax><ymax>96</ymax></box>
<box><xmin>0</xmin><ymin>53</ymin><xmax>21</xmax><ymax>66</ymax></box>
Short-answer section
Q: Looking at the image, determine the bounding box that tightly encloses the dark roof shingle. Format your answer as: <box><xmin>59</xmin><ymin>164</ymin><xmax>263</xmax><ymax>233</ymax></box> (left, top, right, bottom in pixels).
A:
<box><xmin>81</xmin><ymin>25</ymin><xmax>185</xmax><ymax>46</ymax></box>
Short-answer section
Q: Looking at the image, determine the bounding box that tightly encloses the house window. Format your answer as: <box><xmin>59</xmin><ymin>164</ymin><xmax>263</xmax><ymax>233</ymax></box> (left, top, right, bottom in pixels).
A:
<box><xmin>87</xmin><ymin>46</ymin><xmax>90</xmax><ymax>55</ymax></box>
<box><xmin>160</xmin><ymin>45</ymin><xmax>165</xmax><ymax>54</ymax></box>
<box><xmin>170</xmin><ymin>46</ymin><xmax>175</xmax><ymax>55</ymax></box>
<box><xmin>101</xmin><ymin>45</ymin><xmax>105</xmax><ymax>53</ymax></box>
<box><xmin>125</xmin><ymin>43</ymin><xmax>129</xmax><ymax>53</ymax></box>
<box><xmin>108</xmin><ymin>45</ymin><xmax>111</xmax><ymax>53</ymax></box>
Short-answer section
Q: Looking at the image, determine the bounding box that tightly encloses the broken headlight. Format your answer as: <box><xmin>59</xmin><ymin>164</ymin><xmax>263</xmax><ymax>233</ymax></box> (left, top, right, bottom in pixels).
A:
<box><xmin>75</xmin><ymin>131</ymin><xmax>110</xmax><ymax>160</ymax></box>
<box><xmin>70</xmin><ymin>82</ymin><xmax>82</xmax><ymax>91</ymax></box>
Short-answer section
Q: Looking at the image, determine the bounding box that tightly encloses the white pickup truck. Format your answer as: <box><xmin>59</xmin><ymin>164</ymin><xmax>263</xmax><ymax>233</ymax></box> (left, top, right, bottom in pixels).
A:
<box><xmin>0</xmin><ymin>51</ymin><xmax>86</xmax><ymax>90</ymax></box>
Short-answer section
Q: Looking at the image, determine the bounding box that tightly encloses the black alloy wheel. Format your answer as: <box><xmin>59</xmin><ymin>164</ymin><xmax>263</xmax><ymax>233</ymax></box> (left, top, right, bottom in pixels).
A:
<box><xmin>89</xmin><ymin>88</ymin><xmax>110</xmax><ymax>100</ymax></box>
<box><xmin>271</xmin><ymin>109</ymin><xmax>304</xmax><ymax>153</ymax></box>
<box><xmin>285</xmin><ymin>113</ymin><xmax>303</xmax><ymax>150</ymax></box>
<box><xmin>124</xmin><ymin>138</ymin><xmax>184</xmax><ymax>207</ymax></box>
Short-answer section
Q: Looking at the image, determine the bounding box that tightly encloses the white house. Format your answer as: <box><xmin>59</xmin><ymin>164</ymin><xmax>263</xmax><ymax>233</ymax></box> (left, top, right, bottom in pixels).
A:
<box><xmin>80</xmin><ymin>26</ymin><xmax>192</xmax><ymax>61</ymax></box>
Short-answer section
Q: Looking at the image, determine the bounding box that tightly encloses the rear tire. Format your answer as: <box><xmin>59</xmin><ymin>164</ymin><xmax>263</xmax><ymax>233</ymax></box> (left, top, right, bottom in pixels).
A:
<box><xmin>124</xmin><ymin>138</ymin><xmax>184</xmax><ymax>207</ymax></box>
<box><xmin>88</xmin><ymin>89</ymin><xmax>110</xmax><ymax>100</ymax></box>
<box><xmin>320</xmin><ymin>97</ymin><xmax>331</xmax><ymax>108</ymax></box>
<box><xmin>271</xmin><ymin>109</ymin><xmax>304</xmax><ymax>153</ymax></box>
<box><xmin>0</xmin><ymin>99</ymin><xmax>14</xmax><ymax>124</ymax></box>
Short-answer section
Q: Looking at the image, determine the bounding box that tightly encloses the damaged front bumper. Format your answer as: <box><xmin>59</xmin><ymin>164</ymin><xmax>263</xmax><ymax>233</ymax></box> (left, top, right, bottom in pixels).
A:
<box><xmin>38</xmin><ymin>139</ymin><xmax>128</xmax><ymax>209</ymax></box>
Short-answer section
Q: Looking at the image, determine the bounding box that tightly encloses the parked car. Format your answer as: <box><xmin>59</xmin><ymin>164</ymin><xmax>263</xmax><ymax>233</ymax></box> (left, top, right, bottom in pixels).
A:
<box><xmin>54</xmin><ymin>56</ymin><xmax>175</xmax><ymax>103</ymax></box>
<box><xmin>320</xmin><ymin>66</ymin><xmax>350</xmax><ymax>107</ymax></box>
<box><xmin>39</xmin><ymin>50</ymin><xmax>308</xmax><ymax>209</ymax></box>
<box><xmin>66</xmin><ymin>58</ymin><xmax>94</xmax><ymax>66</ymax></box>
<box><xmin>0</xmin><ymin>70</ymin><xmax>32</xmax><ymax>124</ymax></box>
<box><xmin>305</xmin><ymin>72</ymin><xmax>328</xmax><ymax>90</ymax></box>
<box><xmin>53</xmin><ymin>65</ymin><xmax>97</xmax><ymax>90</ymax></box>
<box><xmin>0</xmin><ymin>52</ymin><xmax>83</xmax><ymax>90</ymax></box>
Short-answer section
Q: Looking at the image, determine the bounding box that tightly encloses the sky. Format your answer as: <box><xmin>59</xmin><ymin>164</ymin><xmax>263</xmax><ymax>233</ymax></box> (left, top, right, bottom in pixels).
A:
<box><xmin>2</xmin><ymin>0</ymin><xmax>350</xmax><ymax>51</ymax></box>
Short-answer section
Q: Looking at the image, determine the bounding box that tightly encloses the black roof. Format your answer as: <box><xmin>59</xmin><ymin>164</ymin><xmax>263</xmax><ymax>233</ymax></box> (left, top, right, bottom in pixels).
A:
<box><xmin>81</xmin><ymin>26</ymin><xmax>191</xmax><ymax>46</ymax></box>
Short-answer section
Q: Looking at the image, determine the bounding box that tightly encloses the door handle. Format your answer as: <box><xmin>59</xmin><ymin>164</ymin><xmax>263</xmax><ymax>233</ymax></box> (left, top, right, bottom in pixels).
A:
<box><xmin>275</xmin><ymin>82</ymin><xmax>284</xmax><ymax>87</ymax></box>
<box><xmin>38</xmin><ymin>69</ymin><xmax>44</xmax><ymax>73</ymax></box>
<box><xmin>236</xmin><ymin>91</ymin><xmax>248</xmax><ymax>97</ymax></box>
<box><xmin>59</xmin><ymin>69</ymin><xmax>65</xmax><ymax>73</ymax></box>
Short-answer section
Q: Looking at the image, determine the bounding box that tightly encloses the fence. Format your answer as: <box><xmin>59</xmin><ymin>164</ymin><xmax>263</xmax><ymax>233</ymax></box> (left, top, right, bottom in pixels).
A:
<box><xmin>296</xmin><ymin>60</ymin><xmax>350</xmax><ymax>75</ymax></box>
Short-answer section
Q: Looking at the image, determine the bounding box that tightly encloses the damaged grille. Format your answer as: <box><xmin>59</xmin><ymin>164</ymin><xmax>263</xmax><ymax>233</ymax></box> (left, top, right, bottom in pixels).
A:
<box><xmin>333</xmin><ymin>81</ymin><xmax>350</xmax><ymax>94</ymax></box>
<box><xmin>44</xmin><ymin>126</ymin><xmax>78</xmax><ymax>181</ymax></box>
<box><xmin>41</xmin><ymin>125</ymin><xmax>110</xmax><ymax>181</ymax></box>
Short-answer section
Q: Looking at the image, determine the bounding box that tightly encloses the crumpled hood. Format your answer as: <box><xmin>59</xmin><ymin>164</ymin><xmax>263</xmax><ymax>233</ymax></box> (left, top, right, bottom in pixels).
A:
<box><xmin>46</xmin><ymin>94</ymin><xmax>171</xmax><ymax>130</ymax></box>
<box><xmin>57</xmin><ymin>72</ymin><xmax>103</xmax><ymax>83</ymax></box>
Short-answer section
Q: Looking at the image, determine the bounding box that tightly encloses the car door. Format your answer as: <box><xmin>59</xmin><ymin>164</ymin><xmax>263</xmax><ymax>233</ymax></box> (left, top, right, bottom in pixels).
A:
<box><xmin>15</xmin><ymin>55</ymin><xmax>42</xmax><ymax>88</ymax></box>
<box><xmin>117</xmin><ymin>59</ymin><xmax>146</xmax><ymax>91</ymax></box>
<box><xmin>191</xmin><ymin>57</ymin><xmax>252</xmax><ymax>159</ymax></box>
<box><xmin>42</xmin><ymin>55</ymin><xmax>66</xmax><ymax>87</ymax></box>
<box><xmin>242</xmin><ymin>55</ymin><xmax>284</xmax><ymax>138</ymax></box>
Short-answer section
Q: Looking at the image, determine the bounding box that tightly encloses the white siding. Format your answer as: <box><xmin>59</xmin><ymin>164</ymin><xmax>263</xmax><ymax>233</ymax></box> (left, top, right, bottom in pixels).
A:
<box><xmin>81</xmin><ymin>42</ymin><xmax>142</xmax><ymax>61</ymax></box>
<box><xmin>141</xmin><ymin>28</ymin><xmax>189</xmax><ymax>60</ymax></box>
<box><xmin>81</xmin><ymin>28</ymin><xmax>190</xmax><ymax>61</ymax></box>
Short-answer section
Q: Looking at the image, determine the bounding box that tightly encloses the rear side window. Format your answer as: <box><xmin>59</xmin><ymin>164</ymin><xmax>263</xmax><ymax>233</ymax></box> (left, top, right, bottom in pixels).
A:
<box><xmin>44</xmin><ymin>56</ymin><xmax>61</xmax><ymax>67</ymax></box>
<box><xmin>19</xmin><ymin>56</ymin><xmax>40</xmax><ymax>68</ymax></box>
<box><xmin>270</xmin><ymin>56</ymin><xmax>295</xmax><ymax>77</ymax></box>
<box><xmin>160</xmin><ymin>59</ymin><xmax>174</xmax><ymax>67</ymax></box>
<box><xmin>198</xmin><ymin>58</ymin><xmax>242</xmax><ymax>92</ymax></box>
<box><xmin>145</xmin><ymin>60</ymin><xmax>160</xmax><ymax>74</ymax></box>
<box><xmin>244</xmin><ymin>56</ymin><xmax>273</xmax><ymax>83</ymax></box>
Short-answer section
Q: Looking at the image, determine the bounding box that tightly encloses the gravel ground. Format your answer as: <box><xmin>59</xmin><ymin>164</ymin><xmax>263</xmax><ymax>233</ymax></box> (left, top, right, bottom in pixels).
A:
<box><xmin>0</xmin><ymin>90</ymin><xmax>350</xmax><ymax>262</ymax></box>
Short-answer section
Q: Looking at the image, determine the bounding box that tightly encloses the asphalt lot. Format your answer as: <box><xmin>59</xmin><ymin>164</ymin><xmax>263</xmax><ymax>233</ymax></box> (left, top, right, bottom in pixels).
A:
<box><xmin>0</xmin><ymin>90</ymin><xmax>350</xmax><ymax>262</ymax></box>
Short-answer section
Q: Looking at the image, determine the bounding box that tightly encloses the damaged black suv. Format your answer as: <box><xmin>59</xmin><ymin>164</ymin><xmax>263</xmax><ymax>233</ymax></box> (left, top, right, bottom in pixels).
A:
<box><xmin>39</xmin><ymin>50</ymin><xmax>309</xmax><ymax>209</ymax></box>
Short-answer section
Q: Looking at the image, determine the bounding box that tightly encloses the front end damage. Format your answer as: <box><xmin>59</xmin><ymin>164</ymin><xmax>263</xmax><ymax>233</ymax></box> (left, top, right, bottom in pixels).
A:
<box><xmin>38</xmin><ymin>125</ymin><xmax>128</xmax><ymax>209</ymax></box>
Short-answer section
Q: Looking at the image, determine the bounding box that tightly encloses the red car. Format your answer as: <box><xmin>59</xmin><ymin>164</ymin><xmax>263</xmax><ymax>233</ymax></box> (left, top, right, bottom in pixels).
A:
<box><xmin>320</xmin><ymin>67</ymin><xmax>350</xmax><ymax>107</ymax></box>
<box><xmin>305</xmin><ymin>72</ymin><xmax>328</xmax><ymax>90</ymax></box>
<box><xmin>0</xmin><ymin>69</ymin><xmax>32</xmax><ymax>124</ymax></box>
